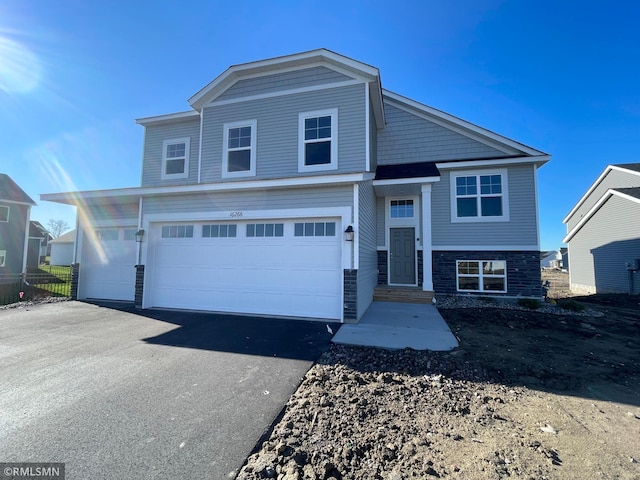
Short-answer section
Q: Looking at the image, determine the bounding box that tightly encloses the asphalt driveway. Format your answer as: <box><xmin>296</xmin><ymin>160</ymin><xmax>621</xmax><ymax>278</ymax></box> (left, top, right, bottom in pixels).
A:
<box><xmin>0</xmin><ymin>301</ymin><xmax>337</xmax><ymax>480</ymax></box>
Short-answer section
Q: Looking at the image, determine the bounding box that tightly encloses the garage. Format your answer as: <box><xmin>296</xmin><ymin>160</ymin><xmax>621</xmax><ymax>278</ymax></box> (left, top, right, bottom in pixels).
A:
<box><xmin>80</xmin><ymin>227</ymin><xmax>137</xmax><ymax>301</ymax></box>
<box><xmin>145</xmin><ymin>218</ymin><xmax>343</xmax><ymax>320</ymax></box>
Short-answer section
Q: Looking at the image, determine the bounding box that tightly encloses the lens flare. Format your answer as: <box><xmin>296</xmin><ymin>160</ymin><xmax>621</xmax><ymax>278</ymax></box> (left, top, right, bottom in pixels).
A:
<box><xmin>0</xmin><ymin>36</ymin><xmax>41</xmax><ymax>93</ymax></box>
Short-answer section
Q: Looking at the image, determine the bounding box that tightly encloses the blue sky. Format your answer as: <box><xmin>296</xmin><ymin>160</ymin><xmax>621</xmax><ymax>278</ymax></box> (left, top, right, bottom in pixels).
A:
<box><xmin>0</xmin><ymin>0</ymin><xmax>638</xmax><ymax>250</ymax></box>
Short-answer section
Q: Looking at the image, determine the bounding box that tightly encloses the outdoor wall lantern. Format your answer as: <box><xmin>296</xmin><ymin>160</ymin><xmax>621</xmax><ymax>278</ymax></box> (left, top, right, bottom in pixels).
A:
<box><xmin>135</xmin><ymin>229</ymin><xmax>145</xmax><ymax>243</ymax></box>
<box><xmin>344</xmin><ymin>225</ymin><xmax>354</xmax><ymax>242</ymax></box>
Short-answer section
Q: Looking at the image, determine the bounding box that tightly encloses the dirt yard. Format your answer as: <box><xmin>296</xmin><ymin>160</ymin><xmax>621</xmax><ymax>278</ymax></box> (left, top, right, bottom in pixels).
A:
<box><xmin>236</xmin><ymin>271</ymin><xmax>640</xmax><ymax>480</ymax></box>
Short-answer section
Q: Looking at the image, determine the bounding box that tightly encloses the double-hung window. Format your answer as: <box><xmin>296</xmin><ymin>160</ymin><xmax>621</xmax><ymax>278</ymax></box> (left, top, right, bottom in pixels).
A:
<box><xmin>161</xmin><ymin>137</ymin><xmax>190</xmax><ymax>180</ymax></box>
<box><xmin>0</xmin><ymin>205</ymin><xmax>8</xmax><ymax>222</ymax></box>
<box><xmin>298</xmin><ymin>108</ymin><xmax>337</xmax><ymax>172</ymax></box>
<box><xmin>451</xmin><ymin>169</ymin><xmax>508</xmax><ymax>222</ymax></box>
<box><xmin>223</xmin><ymin>119</ymin><xmax>257</xmax><ymax>178</ymax></box>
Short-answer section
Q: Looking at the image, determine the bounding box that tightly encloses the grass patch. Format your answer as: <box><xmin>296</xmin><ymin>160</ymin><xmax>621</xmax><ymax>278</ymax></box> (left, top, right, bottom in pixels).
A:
<box><xmin>557</xmin><ymin>299</ymin><xmax>585</xmax><ymax>312</ymax></box>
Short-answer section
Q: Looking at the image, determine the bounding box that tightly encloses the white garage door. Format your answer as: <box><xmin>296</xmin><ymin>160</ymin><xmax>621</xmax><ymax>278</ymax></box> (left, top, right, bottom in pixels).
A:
<box><xmin>81</xmin><ymin>227</ymin><xmax>137</xmax><ymax>301</ymax></box>
<box><xmin>146</xmin><ymin>219</ymin><xmax>342</xmax><ymax>320</ymax></box>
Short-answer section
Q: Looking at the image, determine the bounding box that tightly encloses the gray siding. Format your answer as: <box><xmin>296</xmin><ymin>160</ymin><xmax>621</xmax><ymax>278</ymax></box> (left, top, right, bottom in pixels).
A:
<box><xmin>143</xmin><ymin>184</ymin><xmax>354</xmax><ymax>215</ymax></box>
<box><xmin>432</xmin><ymin>164</ymin><xmax>539</xmax><ymax>247</ymax></box>
<box><xmin>357</xmin><ymin>181</ymin><xmax>377</xmax><ymax>318</ymax></box>
<box><xmin>376</xmin><ymin>196</ymin><xmax>385</xmax><ymax>246</ymax></box>
<box><xmin>141</xmin><ymin>117</ymin><xmax>200</xmax><ymax>187</ymax></box>
<box><xmin>0</xmin><ymin>201</ymin><xmax>29</xmax><ymax>275</ymax></box>
<box><xmin>217</xmin><ymin>66</ymin><xmax>353</xmax><ymax>101</ymax></box>
<box><xmin>377</xmin><ymin>103</ymin><xmax>510</xmax><ymax>165</ymax></box>
<box><xmin>83</xmin><ymin>199</ymin><xmax>139</xmax><ymax>224</ymax></box>
<box><xmin>368</xmin><ymin>98</ymin><xmax>377</xmax><ymax>171</ymax></box>
<box><xmin>201</xmin><ymin>84</ymin><xmax>366</xmax><ymax>182</ymax></box>
<box><xmin>568</xmin><ymin>195</ymin><xmax>640</xmax><ymax>294</ymax></box>
<box><xmin>566</xmin><ymin>169</ymin><xmax>640</xmax><ymax>232</ymax></box>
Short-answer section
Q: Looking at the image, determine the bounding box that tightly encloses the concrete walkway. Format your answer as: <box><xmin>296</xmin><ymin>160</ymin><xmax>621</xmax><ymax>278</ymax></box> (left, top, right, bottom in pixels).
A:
<box><xmin>332</xmin><ymin>301</ymin><xmax>459</xmax><ymax>351</ymax></box>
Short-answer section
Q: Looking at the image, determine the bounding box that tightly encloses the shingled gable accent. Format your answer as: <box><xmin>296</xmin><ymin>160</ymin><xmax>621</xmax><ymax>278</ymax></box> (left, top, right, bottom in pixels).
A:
<box><xmin>187</xmin><ymin>48</ymin><xmax>385</xmax><ymax>128</ymax></box>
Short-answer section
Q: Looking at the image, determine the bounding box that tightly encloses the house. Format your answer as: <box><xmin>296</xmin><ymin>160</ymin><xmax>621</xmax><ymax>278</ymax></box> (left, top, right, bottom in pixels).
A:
<box><xmin>0</xmin><ymin>174</ymin><xmax>36</xmax><ymax>276</ymax></box>
<box><xmin>563</xmin><ymin>163</ymin><xmax>640</xmax><ymax>294</ymax></box>
<box><xmin>49</xmin><ymin>229</ymin><xmax>76</xmax><ymax>266</ymax></box>
<box><xmin>41</xmin><ymin>49</ymin><xmax>549</xmax><ymax>322</ymax></box>
<box><xmin>27</xmin><ymin>220</ymin><xmax>53</xmax><ymax>268</ymax></box>
<box><xmin>540</xmin><ymin>250</ymin><xmax>561</xmax><ymax>269</ymax></box>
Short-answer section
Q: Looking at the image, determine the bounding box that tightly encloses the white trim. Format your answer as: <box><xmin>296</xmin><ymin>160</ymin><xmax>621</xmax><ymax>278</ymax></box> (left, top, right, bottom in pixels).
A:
<box><xmin>41</xmin><ymin>172</ymin><xmax>375</xmax><ymax>205</ymax></box>
<box><xmin>161</xmin><ymin>137</ymin><xmax>190</xmax><ymax>180</ymax></box>
<box><xmin>436</xmin><ymin>156</ymin><xmax>549</xmax><ymax>170</ymax></box>
<box><xmin>373</xmin><ymin>176</ymin><xmax>441</xmax><ymax>187</ymax></box>
<box><xmin>222</xmin><ymin>119</ymin><xmax>257</xmax><ymax>178</ymax></box>
<box><xmin>563</xmin><ymin>188</ymin><xmax>640</xmax><ymax>243</ymax></box>
<box><xmin>197</xmin><ymin>110</ymin><xmax>204</xmax><ymax>183</ymax></box>
<box><xmin>353</xmin><ymin>183</ymin><xmax>359</xmax><ymax>269</ymax></box>
<box><xmin>137</xmin><ymin>197</ymin><xmax>143</xmax><ymax>265</ymax></box>
<box><xmin>139</xmin><ymin>126</ymin><xmax>147</xmax><ymax>187</ymax></box>
<box><xmin>450</xmin><ymin>168</ymin><xmax>510</xmax><ymax>223</ymax></box>
<box><xmin>0</xmin><ymin>205</ymin><xmax>9</xmax><ymax>222</ymax></box>
<box><xmin>298</xmin><ymin>108</ymin><xmax>338</xmax><ymax>173</ymax></box>
<box><xmin>432</xmin><ymin>245</ymin><xmax>540</xmax><ymax>251</ymax></box>
<box><xmin>135</xmin><ymin>110</ymin><xmax>200</xmax><ymax>126</ymax></box>
<box><xmin>421</xmin><ymin>184</ymin><xmax>433</xmax><ymax>291</ymax></box>
<box><xmin>562</xmin><ymin>165</ymin><xmax>640</xmax><ymax>223</ymax></box>
<box><xmin>0</xmin><ymin>199</ymin><xmax>34</xmax><ymax>206</ymax></box>
<box><xmin>386</xmin><ymin>196</ymin><xmax>420</xmax><ymax>287</ymax></box>
<box><xmin>383</xmin><ymin>90</ymin><xmax>548</xmax><ymax>157</ymax></box>
<box><xmin>73</xmin><ymin>214</ymin><xmax>80</xmax><ymax>264</ymax></box>
<box><xmin>365</xmin><ymin>83</ymin><xmax>370</xmax><ymax>172</ymax></box>
<box><xmin>208</xmin><ymin>80</ymin><xmax>362</xmax><ymax>107</ymax></box>
<box><xmin>189</xmin><ymin>49</ymin><xmax>379</xmax><ymax>109</ymax></box>
<box><xmin>456</xmin><ymin>259</ymin><xmax>507</xmax><ymax>293</ymax></box>
<box><xmin>21</xmin><ymin>206</ymin><xmax>31</xmax><ymax>273</ymax></box>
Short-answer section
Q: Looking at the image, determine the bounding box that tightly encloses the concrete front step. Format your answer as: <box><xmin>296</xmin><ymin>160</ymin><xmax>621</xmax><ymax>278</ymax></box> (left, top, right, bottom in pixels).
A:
<box><xmin>373</xmin><ymin>287</ymin><xmax>434</xmax><ymax>304</ymax></box>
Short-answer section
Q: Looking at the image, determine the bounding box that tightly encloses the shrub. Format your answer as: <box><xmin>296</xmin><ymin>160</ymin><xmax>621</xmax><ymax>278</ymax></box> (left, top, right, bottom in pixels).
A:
<box><xmin>557</xmin><ymin>299</ymin><xmax>585</xmax><ymax>312</ymax></box>
<box><xmin>517</xmin><ymin>298</ymin><xmax>543</xmax><ymax>310</ymax></box>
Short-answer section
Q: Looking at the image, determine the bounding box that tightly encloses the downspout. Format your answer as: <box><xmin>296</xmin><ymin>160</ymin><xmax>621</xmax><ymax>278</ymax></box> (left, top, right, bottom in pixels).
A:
<box><xmin>137</xmin><ymin>196</ymin><xmax>143</xmax><ymax>265</ymax></box>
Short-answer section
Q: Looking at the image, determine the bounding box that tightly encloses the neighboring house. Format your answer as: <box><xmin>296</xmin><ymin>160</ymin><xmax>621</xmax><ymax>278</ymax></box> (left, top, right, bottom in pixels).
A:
<box><xmin>540</xmin><ymin>250</ymin><xmax>561</xmax><ymax>269</ymax></box>
<box><xmin>0</xmin><ymin>174</ymin><xmax>36</xmax><ymax>276</ymax></box>
<box><xmin>560</xmin><ymin>247</ymin><xmax>568</xmax><ymax>271</ymax></box>
<box><xmin>27</xmin><ymin>220</ymin><xmax>53</xmax><ymax>268</ymax></box>
<box><xmin>49</xmin><ymin>229</ymin><xmax>76</xmax><ymax>266</ymax></box>
<box><xmin>563</xmin><ymin>163</ymin><xmax>640</xmax><ymax>294</ymax></box>
<box><xmin>42</xmin><ymin>49</ymin><xmax>549</xmax><ymax>322</ymax></box>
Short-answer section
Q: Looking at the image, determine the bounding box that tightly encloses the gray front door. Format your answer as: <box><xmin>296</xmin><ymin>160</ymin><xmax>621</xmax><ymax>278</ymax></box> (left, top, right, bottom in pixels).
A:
<box><xmin>389</xmin><ymin>227</ymin><xmax>416</xmax><ymax>284</ymax></box>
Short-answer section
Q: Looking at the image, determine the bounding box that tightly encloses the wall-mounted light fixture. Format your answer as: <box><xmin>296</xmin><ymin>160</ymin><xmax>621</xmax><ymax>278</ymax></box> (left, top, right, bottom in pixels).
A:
<box><xmin>135</xmin><ymin>229</ymin><xmax>145</xmax><ymax>243</ymax></box>
<box><xmin>344</xmin><ymin>225</ymin><xmax>354</xmax><ymax>242</ymax></box>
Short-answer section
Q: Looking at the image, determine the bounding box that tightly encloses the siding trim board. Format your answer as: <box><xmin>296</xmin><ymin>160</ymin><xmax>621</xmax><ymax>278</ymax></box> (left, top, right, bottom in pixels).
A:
<box><xmin>563</xmin><ymin>188</ymin><xmax>640</xmax><ymax>243</ymax></box>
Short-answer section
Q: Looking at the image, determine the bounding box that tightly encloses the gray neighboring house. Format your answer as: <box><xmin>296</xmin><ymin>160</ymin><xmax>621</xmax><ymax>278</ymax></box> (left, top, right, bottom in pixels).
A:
<box><xmin>0</xmin><ymin>174</ymin><xmax>36</xmax><ymax>276</ymax></box>
<box><xmin>49</xmin><ymin>229</ymin><xmax>76</xmax><ymax>266</ymax></box>
<box><xmin>563</xmin><ymin>163</ymin><xmax>640</xmax><ymax>294</ymax></box>
<box><xmin>42</xmin><ymin>49</ymin><xmax>549</xmax><ymax>322</ymax></box>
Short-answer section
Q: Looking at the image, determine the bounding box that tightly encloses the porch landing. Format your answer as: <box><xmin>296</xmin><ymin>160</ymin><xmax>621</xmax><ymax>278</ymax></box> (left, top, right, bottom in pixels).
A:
<box><xmin>373</xmin><ymin>286</ymin><xmax>434</xmax><ymax>304</ymax></box>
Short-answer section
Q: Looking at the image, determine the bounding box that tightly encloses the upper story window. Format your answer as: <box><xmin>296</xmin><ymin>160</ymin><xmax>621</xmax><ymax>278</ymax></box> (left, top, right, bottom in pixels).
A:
<box><xmin>161</xmin><ymin>137</ymin><xmax>190</xmax><ymax>180</ymax></box>
<box><xmin>450</xmin><ymin>169</ymin><xmax>509</xmax><ymax>223</ymax></box>
<box><xmin>390</xmin><ymin>200</ymin><xmax>414</xmax><ymax>218</ymax></box>
<box><xmin>298</xmin><ymin>108</ymin><xmax>338</xmax><ymax>172</ymax></box>
<box><xmin>0</xmin><ymin>205</ymin><xmax>8</xmax><ymax>222</ymax></box>
<box><xmin>223</xmin><ymin>120</ymin><xmax>257</xmax><ymax>178</ymax></box>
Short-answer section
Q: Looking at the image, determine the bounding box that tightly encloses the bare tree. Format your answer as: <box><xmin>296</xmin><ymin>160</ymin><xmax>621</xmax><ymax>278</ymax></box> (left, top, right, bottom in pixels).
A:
<box><xmin>47</xmin><ymin>219</ymin><xmax>70</xmax><ymax>238</ymax></box>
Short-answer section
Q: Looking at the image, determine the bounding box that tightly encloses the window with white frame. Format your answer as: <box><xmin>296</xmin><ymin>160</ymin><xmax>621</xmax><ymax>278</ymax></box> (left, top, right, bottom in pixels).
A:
<box><xmin>0</xmin><ymin>249</ymin><xmax>6</xmax><ymax>267</ymax></box>
<box><xmin>246</xmin><ymin>223</ymin><xmax>284</xmax><ymax>237</ymax></box>
<box><xmin>202</xmin><ymin>224</ymin><xmax>237</xmax><ymax>238</ymax></box>
<box><xmin>457</xmin><ymin>260</ymin><xmax>506</xmax><ymax>292</ymax></box>
<box><xmin>161</xmin><ymin>137</ymin><xmax>190</xmax><ymax>180</ymax></box>
<box><xmin>451</xmin><ymin>170</ymin><xmax>508</xmax><ymax>222</ymax></box>
<box><xmin>294</xmin><ymin>222</ymin><xmax>336</xmax><ymax>237</ymax></box>
<box><xmin>298</xmin><ymin>109</ymin><xmax>337</xmax><ymax>172</ymax></box>
<box><xmin>390</xmin><ymin>200</ymin><xmax>414</xmax><ymax>218</ymax></box>
<box><xmin>223</xmin><ymin>120</ymin><xmax>257</xmax><ymax>177</ymax></box>
<box><xmin>161</xmin><ymin>225</ymin><xmax>194</xmax><ymax>238</ymax></box>
<box><xmin>0</xmin><ymin>205</ymin><xmax>8</xmax><ymax>222</ymax></box>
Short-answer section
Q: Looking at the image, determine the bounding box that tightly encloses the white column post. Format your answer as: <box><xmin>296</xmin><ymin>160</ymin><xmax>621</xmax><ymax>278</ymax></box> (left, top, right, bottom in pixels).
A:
<box><xmin>421</xmin><ymin>184</ymin><xmax>433</xmax><ymax>291</ymax></box>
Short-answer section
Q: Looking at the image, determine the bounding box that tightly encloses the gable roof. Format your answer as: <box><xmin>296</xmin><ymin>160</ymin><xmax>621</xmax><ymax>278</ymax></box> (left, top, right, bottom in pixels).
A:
<box><xmin>187</xmin><ymin>49</ymin><xmax>385</xmax><ymax>127</ymax></box>
<box><xmin>0</xmin><ymin>174</ymin><xmax>36</xmax><ymax>205</ymax></box>
<box><xmin>29</xmin><ymin>220</ymin><xmax>51</xmax><ymax>238</ymax></box>
<box><xmin>50</xmin><ymin>229</ymin><xmax>76</xmax><ymax>244</ymax></box>
<box><xmin>563</xmin><ymin>163</ymin><xmax>640</xmax><ymax>223</ymax></box>
<box><xmin>563</xmin><ymin>188</ymin><xmax>640</xmax><ymax>243</ymax></box>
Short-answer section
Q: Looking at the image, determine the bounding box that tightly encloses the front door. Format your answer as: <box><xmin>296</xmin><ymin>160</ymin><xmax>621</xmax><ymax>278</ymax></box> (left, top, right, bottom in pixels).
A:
<box><xmin>389</xmin><ymin>227</ymin><xmax>415</xmax><ymax>285</ymax></box>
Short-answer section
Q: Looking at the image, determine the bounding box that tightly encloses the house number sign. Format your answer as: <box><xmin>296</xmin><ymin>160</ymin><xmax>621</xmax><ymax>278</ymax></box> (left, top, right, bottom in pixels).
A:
<box><xmin>229</xmin><ymin>211</ymin><xmax>243</xmax><ymax>218</ymax></box>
